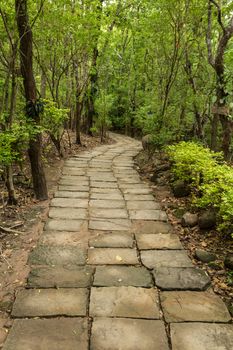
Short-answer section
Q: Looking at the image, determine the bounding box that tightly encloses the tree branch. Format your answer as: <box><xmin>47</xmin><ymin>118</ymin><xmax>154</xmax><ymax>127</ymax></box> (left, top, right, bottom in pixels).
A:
<box><xmin>31</xmin><ymin>0</ymin><xmax>46</xmax><ymax>29</ymax></box>
<box><xmin>209</xmin><ymin>0</ymin><xmax>226</xmax><ymax>33</ymax></box>
<box><xmin>206</xmin><ymin>1</ymin><xmax>215</xmax><ymax>67</ymax></box>
<box><xmin>0</xmin><ymin>8</ymin><xmax>14</xmax><ymax>49</ymax></box>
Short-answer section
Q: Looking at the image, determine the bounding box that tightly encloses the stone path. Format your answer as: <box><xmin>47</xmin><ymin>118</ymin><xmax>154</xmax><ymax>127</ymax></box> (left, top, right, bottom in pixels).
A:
<box><xmin>3</xmin><ymin>134</ymin><xmax>233</xmax><ymax>350</ymax></box>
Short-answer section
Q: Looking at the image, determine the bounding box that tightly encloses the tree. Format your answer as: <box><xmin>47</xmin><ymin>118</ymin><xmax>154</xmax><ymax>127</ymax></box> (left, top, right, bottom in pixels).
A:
<box><xmin>206</xmin><ymin>0</ymin><xmax>233</xmax><ymax>159</ymax></box>
<box><xmin>15</xmin><ymin>0</ymin><xmax>48</xmax><ymax>200</ymax></box>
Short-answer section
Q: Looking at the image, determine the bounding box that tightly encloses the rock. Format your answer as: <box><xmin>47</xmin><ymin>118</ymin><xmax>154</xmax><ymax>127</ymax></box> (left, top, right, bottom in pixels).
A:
<box><xmin>181</xmin><ymin>212</ymin><xmax>198</xmax><ymax>227</ymax></box>
<box><xmin>208</xmin><ymin>262</ymin><xmax>222</xmax><ymax>270</ymax></box>
<box><xmin>195</xmin><ymin>249</ymin><xmax>217</xmax><ymax>263</ymax></box>
<box><xmin>224</xmin><ymin>254</ymin><xmax>233</xmax><ymax>270</ymax></box>
<box><xmin>228</xmin><ymin>304</ymin><xmax>233</xmax><ymax>316</ymax></box>
<box><xmin>142</xmin><ymin>134</ymin><xmax>154</xmax><ymax>152</ymax></box>
<box><xmin>198</xmin><ymin>210</ymin><xmax>216</xmax><ymax>229</ymax></box>
<box><xmin>172</xmin><ymin>180</ymin><xmax>190</xmax><ymax>198</ymax></box>
<box><xmin>151</xmin><ymin>164</ymin><xmax>171</xmax><ymax>182</ymax></box>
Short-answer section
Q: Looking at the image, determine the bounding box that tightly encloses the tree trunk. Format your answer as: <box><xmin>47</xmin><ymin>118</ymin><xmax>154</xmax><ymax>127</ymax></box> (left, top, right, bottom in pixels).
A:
<box><xmin>15</xmin><ymin>0</ymin><xmax>48</xmax><ymax>200</ymax></box>
<box><xmin>6</xmin><ymin>165</ymin><xmax>17</xmax><ymax>205</ymax></box>
<box><xmin>220</xmin><ymin>115</ymin><xmax>233</xmax><ymax>160</ymax></box>
<box><xmin>87</xmin><ymin>47</ymin><xmax>99</xmax><ymax>135</ymax></box>
<box><xmin>74</xmin><ymin>60</ymin><xmax>82</xmax><ymax>145</ymax></box>
<box><xmin>6</xmin><ymin>53</ymin><xmax>18</xmax><ymax>205</ymax></box>
<box><xmin>210</xmin><ymin>114</ymin><xmax>219</xmax><ymax>151</ymax></box>
<box><xmin>40</xmin><ymin>70</ymin><xmax>46</xmax><ymax>98</ymax></box>
<box><xmin>75</xmin><ymin>100</ymin><xmax>83</xmax><ymax>145</ymax></box>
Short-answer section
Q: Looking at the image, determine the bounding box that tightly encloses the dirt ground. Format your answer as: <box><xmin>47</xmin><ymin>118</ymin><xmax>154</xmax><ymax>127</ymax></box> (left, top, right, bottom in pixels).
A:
<box><xmin>135</xmin><ymin>150</ymin><xmax>233</xmax><ymax>316</ymax></box>
<box><xmin>0</xmin><ymin>132</ymin><xmax>113</xmax><ymax>347</ymax></box>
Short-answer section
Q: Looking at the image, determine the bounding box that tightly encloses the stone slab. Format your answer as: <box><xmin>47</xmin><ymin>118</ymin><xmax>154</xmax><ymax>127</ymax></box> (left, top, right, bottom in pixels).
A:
<box><xmin>89</xmin><ymin>176</ymin><xmax>116</xmax><ymax>182</ymax></box>
<box><xmin>122</xmin><ymin>188</ymin><xmax>152</xmax><ymax>195</ymax></box>
<box><xmin>90</xmin><ymin>208</ymin><xmax>128</xmax><ymax>219</ymax></box>
<box><xmin>154</xmin><ymin>267</ymin><xmax>211</xmax><ymax>290</ymax></box>
<box><xmin>28</xmin><ymin>245</ymin><xmax>86</xmax><ymax>266</ymax></box>
<box><xmin>90</xmin><ymin>192</ymin><xmax>123</xmax><ymax>200</ymax></box>
<box><xmin>61</xmin><ymin>175</ymin><xmax>88</xmax><ymax>181</ymax></box>
<box><xmin>118</xmin><ymin>180</ymin><xmax>141</xmax><ymax>185</ymax></box>
<box><xmin>12</xmin><ymin>289</ymin><xmax>88</xmax><ymax>317</ymax></box>
<box><xmin>2</xmin><ymin>318</ymin><xmax>88</xmax><ymax>350</ymax></box>
<box><xmin>127</xmin><ymin>201</ymin><xmax>161</xmax><ymax>210</ymax></box>
<box><xmin>90</xmin><ymin>318</ymin><xmax>169</xmax><ymax>350</ymax></box>
<box><xmin>136</xmin><ymin>233</ymin><xmax>183</xmax><ymax>250</ymax></box>
<box><xmin>62</xmin><ymin>169</ymin><xmax>86</xmax><ymax>176</ymax></box>
<box><xmin>39</xmin><ymin>231</ymin><xmax>85</xmax><ymax>246</ymax></box>
<box><xmin>90</xmin><ymin>287</ymin><xmax>159</xmax><ymax>319</ymax></box>
<box><xmin>170</xmin><ymin>323</ymin><xmax>233</xmax><ymax>350</ymax></box>
<box><xmin>89</xmin><ymin>219</ymin><xmax>131</xmax><ymax>231</ymax></box>
<box><xmin>141</xmin><ymin>250</ymin><xmax>193</xmax><ymax>269</ymax></box>
<box><xmin>119</xmin><ymin>184</ymin><xmax>150</xmax><ymax>190</ymax></box>
<box><xmin>58</xmin><ymin>185</ymin><xmax>89</xmax><ymax>192</ymax></box>
<box><xmin>89</xmin><ymin>232</ymin><xmax>134</xmax><ymax>248</ymax></box>
<box><xmin>88</xmin><ymin>248</ymin><xmax>139</xmax><ymax>265</ymax></box>
<box><xmin>91</xmin><ymin>188</ymin><xmax>121</xmax><ymax>193</ymax></box>
<box><xmin>89</xmin><ymin>200</ymin><xmax>125</xmax><ymax>209</ymax></box>
<box><xmin>54</xmin><ymin>191</ymin><xmax>89</xmax><ymax>199</ymax></box>
<box><xmin>130</xmin><ymin>210</ymin><xmax>167</xmax><ymax>221</ymax></box>
<box><xmin>64</xmin><ymin>162</ymin><xmax>88</xmax><ymax>167</ymax></box>
<box><xmin>134</xmin><ymin>221</ymin><xmax>173</xmax><ymax>234</ymax></box>
<box><xmin>28</xmin><ymin>266</ymin><xmax>93</xmax><ymax>288</ymax></box>
<box><xmin>45</xmin><ymin>219</ymin><xmax>87</xmax><ymax>232</ymax></box>
<box><xmin>59</xmin><ymin>179</ymin><xmax>89</xmax><ymax>186</ymax></box>
<box><xmin>49</xmin><ymin>208</ymin><xmax>87</xmax><ymax>220</ymax></box>
<box><xmin>124</xmin><ymin>194</ymin><xmax>155</xmax><ymax>201</ymax></box>
<box><xmin>161</xmin><ymin>291</ymin><xmax>231</xmax><ymax>323</ymax></box>
<box><xmin>87</xmin><ymin>169</ymin><xmax>112</xmax><ymax>173</ymax></box>
<box><xmin>51</xmin><ymin>198</ymin><xmax>88</xmax><ymax>208</ymax></box>
<box><xmin>91</xmin><ymin>182</ymin><xmax>118</xmax><ymax>189</ymax></box>
<box><xmin>94</xmin><ymin>266</ymin><xmax>153</xmax><ymax>287</ymax></box>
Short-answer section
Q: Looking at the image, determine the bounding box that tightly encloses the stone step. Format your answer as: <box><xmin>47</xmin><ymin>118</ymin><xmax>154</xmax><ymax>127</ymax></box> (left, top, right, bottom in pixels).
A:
<box><xmin>91</xmin><ymin>318</ymin><xmax>169</xmax><ymax>350</ymax></box>
<box><xmin>161</xmin><ymin>291</ymin><xmax>231</xmax><ymax>323</ymax></box>
<box><xmin>153</xmin><ymin>267</ymin><xmax>211</xmax><ymax>290</ymax></box>
<box><xmin>12</xmin><ymin>289</ymin><xmax>88</xmax><ymax>317</ymax></box>
<box><xmin>28</xmin><ymin>266</ymin><xmax>94</xmax><ymax>288</ymax></box>
<box><xmin>2</xmin><ymin>318</ymin><xmax>88</xmax><ymax>350</ymax></box>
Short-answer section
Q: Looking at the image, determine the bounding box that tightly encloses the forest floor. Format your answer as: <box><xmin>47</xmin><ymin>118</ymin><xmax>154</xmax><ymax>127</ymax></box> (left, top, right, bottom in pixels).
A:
<box><xmin>0</xmin><ymin>132</ymin><xmax>114</xmax><ymax>347</ymax></box>
<box><xmin>135</xmin><ymin>150</ymin><xmax>233</xmax><ymax>315</ymax></box>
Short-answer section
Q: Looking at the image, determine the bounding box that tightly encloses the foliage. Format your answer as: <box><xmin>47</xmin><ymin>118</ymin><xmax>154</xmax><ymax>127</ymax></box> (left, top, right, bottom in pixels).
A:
<box><xmin>0</xmin><ymin>122</ymin><xmax>41</xmax><ymax>166</ymax></box>
<box><xmin>41</xmin><ymin>100</ymin><xmax>69</xmax><ymax>139</ymax></box>
<box><xmin>94</xmin><ymin>92</ymin><xmax>113</xmax><ymax>138</ymax></box>
<box><xmin>167</xmin><ymin>141</ymin><xmax>233</xmax><ymax>234</ymax></box>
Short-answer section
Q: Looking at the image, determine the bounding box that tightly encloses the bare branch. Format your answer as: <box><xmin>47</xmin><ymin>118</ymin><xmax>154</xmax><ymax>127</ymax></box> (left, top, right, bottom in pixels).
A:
<box><xmin>210</xmin><ymin>0</ymin><xmax>226</xmax><ymax>33</ymax></box>
<box><xmin>206</xmin><ymin>1</ymin><xmax>215</xmax><ymax>67</ymax></box>
<box><xmin>31</xmin><ymin>0</ymin><xmax>46</xmax><ymax>29</ymax></box>
<box><xmin>0</xmin><ymin>8</ymin><xmax>14</xmax><ymax>49</ymax></box>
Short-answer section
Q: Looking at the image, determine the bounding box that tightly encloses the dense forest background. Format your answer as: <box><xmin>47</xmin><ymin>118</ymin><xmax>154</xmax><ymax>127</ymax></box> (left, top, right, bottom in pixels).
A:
<box><xmin>0</xmin><ymin>0</ymin><xmax>233</xmax><ymax>204</ymax></box>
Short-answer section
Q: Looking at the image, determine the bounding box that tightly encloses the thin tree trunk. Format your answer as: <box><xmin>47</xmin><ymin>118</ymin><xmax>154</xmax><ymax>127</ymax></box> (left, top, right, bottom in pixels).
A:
<box><xmin>6</xmin><ymin>55</ymin><xmax>17</xmax><ymax>205</ymax></box>
<box><xmin>74</xmin><ymin>60</ymin><xmax>82</xmax><ymax>145</ymax></box>
<box><xmin>15</xmin><ymin>0</ymin><xmax>48</xmax><ymax>200</ymax></box>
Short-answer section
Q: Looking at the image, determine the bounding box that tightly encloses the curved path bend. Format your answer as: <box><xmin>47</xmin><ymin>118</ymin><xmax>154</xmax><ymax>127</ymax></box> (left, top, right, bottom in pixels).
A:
<box><xmin>3</xmin><ymin>134</ymin><xmax>233</xmax><ymax>350</ymax></box>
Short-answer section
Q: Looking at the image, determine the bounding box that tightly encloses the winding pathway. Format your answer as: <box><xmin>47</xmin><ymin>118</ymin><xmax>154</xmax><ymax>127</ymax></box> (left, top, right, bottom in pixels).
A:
<box><xmin>3</xmin><ymin>134</ymin><xmax>233</xmax><ymax>349</ymax></box>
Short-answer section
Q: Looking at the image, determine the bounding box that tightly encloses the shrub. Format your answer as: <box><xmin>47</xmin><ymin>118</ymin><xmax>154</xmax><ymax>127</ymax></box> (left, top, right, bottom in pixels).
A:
<box><xmin>166</xmin><ymin>141</ymin><xmax>233</xmax><ymax>234</ymax></box>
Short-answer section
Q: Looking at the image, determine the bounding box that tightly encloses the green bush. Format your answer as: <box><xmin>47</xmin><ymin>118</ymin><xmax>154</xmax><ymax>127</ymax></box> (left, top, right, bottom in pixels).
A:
<box><xmin>166</xmin><ymin>141</ymin><xmax>233</xmax><ymax>234</ymax></box>
<box><xmin>0</xmin><ymin>122</ymin><xmax>41</xmax><ymax>166</ymax></box>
